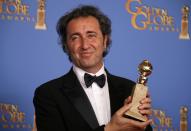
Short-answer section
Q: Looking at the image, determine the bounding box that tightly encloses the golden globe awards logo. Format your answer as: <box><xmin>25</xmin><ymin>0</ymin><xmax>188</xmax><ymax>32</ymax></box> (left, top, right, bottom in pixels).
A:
<box><xmin>125</xmin><ymin>0</ymin><xmax>190</xmax><ymax>40</ymax></box>
<box><xmin>125</xmin><ymin>0</ymin><xmax>176</xmax><ymax>32</ymax></box>
<box><xmin>0</xmin><ymin>0</ymin><xmax>47</xmax><ymax>30</ymax></box>
<box><xmin>0</xmin><ymin>103</ymin><xmax>32</xmax><ymax>129</ymax></box>
<box><xmin>0</xmin><ymin>0</ymin><xmax>34</xmax><ymax>22</ymax></box>
<box><xmin>151</xmin><ymin>106</ymin><xmax>189</xmax><ymax>131</ymax></box>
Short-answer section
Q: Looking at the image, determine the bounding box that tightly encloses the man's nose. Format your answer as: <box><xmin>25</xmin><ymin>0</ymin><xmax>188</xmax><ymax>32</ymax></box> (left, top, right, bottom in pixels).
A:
<box><xmin>81</xmin><ymin>37</ymin><xmax>89</xmax><ymax>49</ymax></box>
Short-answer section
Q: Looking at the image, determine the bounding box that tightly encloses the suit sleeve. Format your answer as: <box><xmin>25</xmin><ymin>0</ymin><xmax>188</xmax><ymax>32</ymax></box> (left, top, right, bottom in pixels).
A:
<box><xmin>33</xmin><ymin>85</ymin><xmax>105</xmax><ymax>131</ymax></box>
<box><xmin>33</xmin><ymin>86</ymin><xmax>68</xmax><ymax>131</ymax></box>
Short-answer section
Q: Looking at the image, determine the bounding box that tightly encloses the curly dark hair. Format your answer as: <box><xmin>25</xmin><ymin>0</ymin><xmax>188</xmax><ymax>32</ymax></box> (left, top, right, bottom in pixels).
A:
<box><xmin>56</xmin><ymin>5</ymin><xmax>112</xmax><ymax>60</ymax></box>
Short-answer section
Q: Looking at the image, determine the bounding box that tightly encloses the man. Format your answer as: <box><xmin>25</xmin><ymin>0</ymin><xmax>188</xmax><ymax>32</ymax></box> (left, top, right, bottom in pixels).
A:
<box><xmin>33</xmin><ymin>5</ymin><xmax>153</xmax><ymax>131</ymax></box>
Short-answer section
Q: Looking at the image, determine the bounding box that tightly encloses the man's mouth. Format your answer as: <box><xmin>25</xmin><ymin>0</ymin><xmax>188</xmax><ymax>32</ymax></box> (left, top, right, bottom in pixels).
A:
<box><xmin>81</xmin><ymin>52</ymin><xmax>93</xmax><ymax>58</ymax></box>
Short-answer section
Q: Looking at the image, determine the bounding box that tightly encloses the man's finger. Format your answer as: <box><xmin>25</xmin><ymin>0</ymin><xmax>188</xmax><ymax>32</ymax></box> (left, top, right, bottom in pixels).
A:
<box><xmin>140</xmin><ymin>97</ymin><xmax>152</xmax><ymax>104</ymax></box>
<box><xmin>139</xmin><ymin>109</ymin><xmax>153</xmax><ymax>116</ymax></box>
<box><xmin>124</xmin><ymin>96</ymin><xmax>132</xmax><ymax>105</ymax></box>
<box><xmin>138</xmin><ymin>103</ymin><xmax>151</xmax><ymax>110</ymax></box>
<box><xmin>116</xmin><ymin>103</ymin><xmax>132</xmax><ymax>116</ymax></box>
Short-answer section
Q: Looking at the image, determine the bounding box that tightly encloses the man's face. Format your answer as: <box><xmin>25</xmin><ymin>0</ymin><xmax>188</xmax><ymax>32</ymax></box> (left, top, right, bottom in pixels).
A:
<box><xmin>66</xmin><ymin>16</ymin><xmax>108</xmax><ymax>73</ymax></box>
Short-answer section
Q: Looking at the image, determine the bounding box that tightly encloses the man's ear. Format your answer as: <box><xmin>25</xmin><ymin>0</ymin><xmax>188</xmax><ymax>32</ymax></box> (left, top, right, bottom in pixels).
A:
<box><xmin>63</xmin><ymin>44</ymin><xmax>68</xmax><ymax>53</ymax></box>
<box><xmin>103</xmin><ymin>35</ymin><xmax>108</xmax><ymax>49</ymax></box>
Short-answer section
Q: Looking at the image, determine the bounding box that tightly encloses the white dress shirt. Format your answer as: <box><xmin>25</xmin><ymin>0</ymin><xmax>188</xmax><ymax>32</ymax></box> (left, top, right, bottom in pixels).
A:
<box><xmin>73</xmin><ymin>65</ymin><xmax>111</xmax><ymax>126</ymax></box>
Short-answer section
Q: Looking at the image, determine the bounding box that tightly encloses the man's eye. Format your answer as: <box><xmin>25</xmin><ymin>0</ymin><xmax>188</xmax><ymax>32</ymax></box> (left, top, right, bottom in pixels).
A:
<box><xmin>71</xmin><ymin>35</ymin><xmax>79</xmax><ymax>41</ymax></box>
<box><xmin>87</xmin><ymin>33</ymin><xmax>96</xmax><ymax>38</ymax></box>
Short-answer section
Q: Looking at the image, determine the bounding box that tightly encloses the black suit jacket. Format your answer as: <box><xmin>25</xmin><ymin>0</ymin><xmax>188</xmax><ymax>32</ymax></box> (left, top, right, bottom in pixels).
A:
<box><xmin>33</xmin><ymin>68</ymin><xmax>152</xmax><ymax>131</ymax></box>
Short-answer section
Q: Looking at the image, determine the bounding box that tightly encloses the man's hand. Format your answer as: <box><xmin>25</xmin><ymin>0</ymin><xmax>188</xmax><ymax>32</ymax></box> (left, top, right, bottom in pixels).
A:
<box><xmin>138</xmin><ymin>93</ymin><xmax>152</xmax><ymax>118</ymax></box>
<box><xmin>105</xmin><ymin>95</ymin><xmax>152</xmax><ymax>131</ymax></box>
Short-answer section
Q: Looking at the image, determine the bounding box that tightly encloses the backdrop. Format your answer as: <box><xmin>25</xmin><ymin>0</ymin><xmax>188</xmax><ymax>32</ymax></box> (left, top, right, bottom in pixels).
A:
<box><xmin>0</xmin><ymin>0</ymin><xmax>191</xmax><ymax>131</ymax></box>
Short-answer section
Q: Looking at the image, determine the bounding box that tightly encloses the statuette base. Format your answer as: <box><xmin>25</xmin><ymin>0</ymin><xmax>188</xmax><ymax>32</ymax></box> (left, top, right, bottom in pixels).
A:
<box><xmin>124</xmin><ymin>84</ymin><xmax>148</xmax><ymax>122</ymax></box>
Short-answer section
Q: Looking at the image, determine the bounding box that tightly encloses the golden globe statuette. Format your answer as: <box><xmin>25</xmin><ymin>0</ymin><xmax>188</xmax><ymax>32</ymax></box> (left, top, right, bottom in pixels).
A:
<box><xmin>125</xmin><ymin>60</ymin><xmax>153</xmax><ymax>122</ymax></box>
<box><xmin>180</xmin><ymin>106</ymin><xmax>188</xmax><ymax>131</ymax></box>
<box><xmin>35</xmin><ymin>0</ymin><xmax>47</xmax><ymax>30</ymax></box>
<box><xmin>179</xmin><ymin>6</ymin><xmax>190</xmax><ymax>40</ymax></box>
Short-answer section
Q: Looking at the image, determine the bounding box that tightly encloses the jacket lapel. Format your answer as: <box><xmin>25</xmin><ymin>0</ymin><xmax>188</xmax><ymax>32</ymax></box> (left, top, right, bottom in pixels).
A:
<box><xmin>107</xmin><ymin>72</ymin><xmax>123</xmax><ymax>116</ymax></box>
<box><xmin>106</xmin><ymin>71</ymin><xmax>134</xmax><ymax>116</ymax></box>
<box><xmin>60</xmin><ymin>69</ymin><xmax>99</xmax><ymax>129</ymax></box>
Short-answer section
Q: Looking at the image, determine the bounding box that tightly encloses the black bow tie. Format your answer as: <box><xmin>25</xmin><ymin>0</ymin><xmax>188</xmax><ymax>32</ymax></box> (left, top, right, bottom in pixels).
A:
<box><xmin>84</xmin><ymin>73</ymin><xmax>106</xmax><ymax>88</ymax></box>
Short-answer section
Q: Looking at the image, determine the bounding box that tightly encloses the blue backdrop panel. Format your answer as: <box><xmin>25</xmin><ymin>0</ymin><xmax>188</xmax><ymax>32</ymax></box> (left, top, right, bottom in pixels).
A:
<box><xmin>0</xmin><ymin>0</ymin><xmax>191</xmax><ymax>130</ymax></box>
